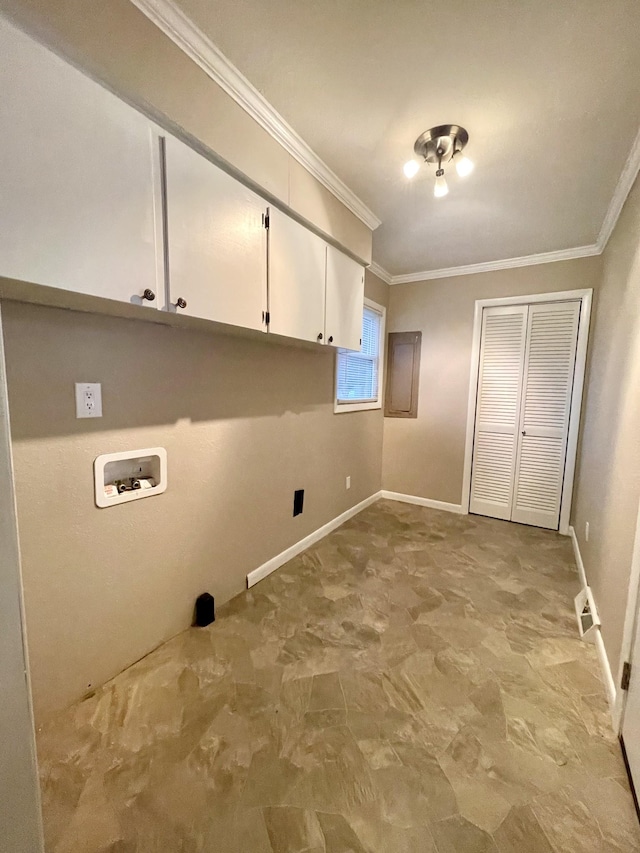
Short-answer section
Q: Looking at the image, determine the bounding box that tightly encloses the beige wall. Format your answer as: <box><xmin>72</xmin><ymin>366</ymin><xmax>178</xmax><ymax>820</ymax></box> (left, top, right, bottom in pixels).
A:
<box><xmin>382</xmin><ymin>258</ymin><xmax>602</xmax><ymax>504</ymax></box>
<box><xmin>572</xmin><ymin>176</ymin><xmax>640</xmax><ymax>679</ymax></box>
<box><xmin>0</xmin><ymin>0</ymin><xmax>372</xmax><ymax>263</ymax></box>
<box><xmin>0</xmin><ymin>307</ymin><xmax>44</xmax><ymax>852</ymax></box>
<box><xmin>4</xmin><ymin>270</ymin><xmax>387</xmax><ymax>720</ymax></box>
<box><xmin>364</xmin><ymin>268</ymin><xmax>390</xmax><ymax>309</ymax></box>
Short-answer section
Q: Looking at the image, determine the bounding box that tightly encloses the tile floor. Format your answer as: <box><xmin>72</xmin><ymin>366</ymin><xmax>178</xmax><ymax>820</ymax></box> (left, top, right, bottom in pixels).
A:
<box><xmin>37</xmin><ymin>500</ymin><xmax>640</xmax><ymax>852</ymax></box>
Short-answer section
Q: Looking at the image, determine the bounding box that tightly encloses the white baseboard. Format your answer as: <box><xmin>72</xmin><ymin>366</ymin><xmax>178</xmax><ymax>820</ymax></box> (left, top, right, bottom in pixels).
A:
<box><xmin>246</xmin><ymin>491</ymin><xmax>382</xmax><ymax>588</ymax></box>
<box><xmin>595</xmin><ymin>630</ymin><xmax>618</xmax><ymax>718</ymax></box>
<box><xmin>568</xmin><ymin>526</ymin><xmax>617</xmax><ymax>721</ymax></box>
<box><xmin>380</xmin><ymin>490</ymin><xmax>465</xmax><ymax>515</ymax></box>
<box><xmin>568</xmin><ymin>525</ymin><xmax>588</xmax><ymax>589</ymax></box>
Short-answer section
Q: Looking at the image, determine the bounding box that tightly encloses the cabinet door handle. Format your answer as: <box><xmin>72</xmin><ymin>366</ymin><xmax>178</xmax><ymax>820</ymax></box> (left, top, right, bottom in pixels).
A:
<box><xmin>522</xmin><ymin>430</ymin><xmax>527</xmax><ymax>436</ymax></box>
<box><xmin>317</xmin><ymin>333</ymin><xmax>323</xmax><ymax>341</ymax></box>
<box><xmin>175</xmin><ymin>298</ymin><xmax>187</xmax><ymax>310</ymax></box>
<box><xmin>142</xmin><ymin>289</ymin><xmax>155</xmax><ymax>301</ymax></box>
<box><xmin>328</xmin><ymin>335</ymin><xmax>334</xmax><ymax>343</ymax></box>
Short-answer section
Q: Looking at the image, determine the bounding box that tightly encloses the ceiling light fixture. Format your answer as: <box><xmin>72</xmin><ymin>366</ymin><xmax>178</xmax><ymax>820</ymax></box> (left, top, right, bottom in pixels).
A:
<box><xmin>404</xmin><ymin>124</ymin><xmax>473</xmax><ymax>198</ymax></box>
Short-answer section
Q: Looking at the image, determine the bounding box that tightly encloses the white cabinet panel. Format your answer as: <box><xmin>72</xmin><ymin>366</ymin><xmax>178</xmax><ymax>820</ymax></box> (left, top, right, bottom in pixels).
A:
<box><xmin>0</xmin><ymin>18</ymin><xmax>160</xmax><ymax>308</ymax></box>
<box><xmin>267</xmin><ymin>207</ymin><xmax>326</xmax><ymax>344</ymax></box>
<box><xmin>164</xmin><ymin>136</ymin><xmax>267</xmax><ymax>330</ymax></box>
<box><xmin>325</xmin><ymin>245</ymin><xmax>364</xmax><ymax>351</ymax></box>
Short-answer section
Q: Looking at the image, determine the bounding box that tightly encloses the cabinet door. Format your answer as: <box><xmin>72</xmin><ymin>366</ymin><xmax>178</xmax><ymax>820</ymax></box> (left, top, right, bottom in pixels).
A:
<box><xmin>325</xmin><ymin>246</ymin><xmax>365</xmax><ymax>350</ymax></box>
<box><xmin>267</xmin><ymin>208</ymin><xmax>326</xmax><ymax>344</ymax></box>
<box><xmin>0</xmin><ymin>18</ymin><xmax>160</xmax><ymax>308</ymax></box>
<box><xmin>164</xmin><ymin>136</ymin><xmax>267</xmax><ymax>329</ymax></box>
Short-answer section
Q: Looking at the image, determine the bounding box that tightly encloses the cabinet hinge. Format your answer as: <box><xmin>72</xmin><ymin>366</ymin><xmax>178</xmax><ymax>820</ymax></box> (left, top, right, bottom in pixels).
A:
<box><xmin>265</xmin><ymin>311</ymin><xmax>270</xmax><ymax>325</ymax></box>
<box><xmin>263</xmin><ymin>211</ymin><xmax>270</xmax><ymax>229</ymax></box>
<box><xmin>622</xmin><ymin>661</ymin><xmax>632</xmax><ymax>691</ymax></box>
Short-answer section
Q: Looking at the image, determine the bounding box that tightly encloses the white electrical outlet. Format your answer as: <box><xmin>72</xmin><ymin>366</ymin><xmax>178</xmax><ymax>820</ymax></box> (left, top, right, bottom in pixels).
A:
<box><xmin>75</xmin><ymin>383</ymin><xmax>102</xmax><ymax>419</ymax></box>
<box><xmin>346</xmin><ymin>476</ymin><xmax>351</xmax><ymax>490</ymax></box>
<box><xmin>585</xmin><ymin>521</ymin><xmax>590</xmax><ymax>542</ymax></box>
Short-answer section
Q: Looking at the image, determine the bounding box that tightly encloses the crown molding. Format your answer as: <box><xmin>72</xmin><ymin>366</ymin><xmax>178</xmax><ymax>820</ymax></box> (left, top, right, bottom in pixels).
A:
<box><xmin>132</xmin><ymin>0</ymin><xmax>640</xmax><ymax>279</ymax></box>
<box><xmin>380</xmin><ymin>131</ymin><xmax>640</xmax><ymax>284</ymax></box>
<box><xmin>129</xmin><ymin>0</ymin><xmax>381</xmax><ymax>231</ymax></box>
<box><xmin>375</xmin><ymin>124</ymin><xmax>640</xmax><ymax>285</ymax></box>
<box><xmin>387</xmin><ymin>243</ymin><xmax>601</xmax><ymax>284</ymax></box>
<box><xmin>366</xmin><ymin>262</ymin><xmax>393</xmax><ymax>284</ymax></box>
<box><xmin>596</xmin><ymin>125</ymin><xmax>640</xmax><ymax>251</ymax></box>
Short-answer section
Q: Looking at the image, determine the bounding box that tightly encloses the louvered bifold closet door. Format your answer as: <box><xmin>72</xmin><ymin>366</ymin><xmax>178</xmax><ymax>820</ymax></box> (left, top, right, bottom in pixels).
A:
<box><xmin>469</xmin><ymin>306</ymin><xmax>528</xmax><ymax>520</ymax></box>
<box><xmin>511</xmin><ymin>301</ymin><xmax>580</xmax><ymax>529</ymax></box>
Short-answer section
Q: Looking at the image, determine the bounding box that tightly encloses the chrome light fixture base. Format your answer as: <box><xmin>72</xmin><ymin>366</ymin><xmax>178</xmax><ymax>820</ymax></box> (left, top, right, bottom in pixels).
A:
<box><xmin>404</xmin><ymin>123</ymin><xmax>473</xmax><ymax>197</ymax></box>
<box><xmin>413</xmin><ymin>124</ymin><xmax>469</xmax><ymax>165</ymax></box>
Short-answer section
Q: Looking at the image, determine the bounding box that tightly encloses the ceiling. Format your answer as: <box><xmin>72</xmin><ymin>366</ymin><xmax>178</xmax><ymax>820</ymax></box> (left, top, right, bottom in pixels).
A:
<box><xmin>170</xmin><ymin>0</ymin><xmax>640</xmax><ymax>277</ymax></box>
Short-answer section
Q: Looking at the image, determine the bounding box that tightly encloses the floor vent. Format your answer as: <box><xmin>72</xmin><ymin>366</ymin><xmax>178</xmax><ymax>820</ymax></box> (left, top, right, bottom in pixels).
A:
<box><xmin>574</xmin><ymin>586</ymin><xmax>600</xmax><ymax>643</ymax></box>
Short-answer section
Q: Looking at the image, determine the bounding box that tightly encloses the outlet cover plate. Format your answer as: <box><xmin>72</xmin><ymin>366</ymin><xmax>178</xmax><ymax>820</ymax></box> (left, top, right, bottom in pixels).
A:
<box><xmin>75</xmin><ymin>383</ymin><xmax>102</xmax><ymax>418</ymax></box>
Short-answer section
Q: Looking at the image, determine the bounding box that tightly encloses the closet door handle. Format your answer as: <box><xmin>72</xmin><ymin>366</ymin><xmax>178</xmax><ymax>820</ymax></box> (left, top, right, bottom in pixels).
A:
<box><xmin>142</xmin><ymin>289</ymin><xmax>155</xmax><ymax>301</ymax></box>
<box><xmin>317</xmin><ymin>332</ymin><xmax>323</xmax><ymax>341</ymax></box>
<box><xmin>328</xmin><ymin>335</ymin><xmax>334</xmax><ymax>343</ymax></box>
<box><xmin>521</xmin><ymin>430</ymin><xmax>527</xmax><ymax>436</ymax></box>
<box><xmin>175</xmin><ymin>298</ymin><xmax>187</xmax><ymax>310</ymax></box>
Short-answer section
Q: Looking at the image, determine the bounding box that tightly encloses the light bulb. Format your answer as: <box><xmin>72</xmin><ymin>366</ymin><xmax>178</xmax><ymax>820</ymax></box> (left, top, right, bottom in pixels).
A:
<box><xmin>434</xmin><ymin>173</ymin><xmax>448</xmax><ymax>198</ymax></box>
<box><xmin>403</xmin><ymin>159</ymin><xmax>420</xmax><ymax>179</ymax></box>
<box><xmin>455</xmin><ymin>155</ymin><xmax>474</xmax><ymax>178</ymax></box>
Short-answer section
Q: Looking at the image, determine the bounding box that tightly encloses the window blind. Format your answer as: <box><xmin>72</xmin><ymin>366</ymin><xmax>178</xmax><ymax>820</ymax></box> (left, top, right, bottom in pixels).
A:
<box><xmin>336</xmin><ymin>306</ymin><xmax>381</xmax><ymax>402</ymax></box>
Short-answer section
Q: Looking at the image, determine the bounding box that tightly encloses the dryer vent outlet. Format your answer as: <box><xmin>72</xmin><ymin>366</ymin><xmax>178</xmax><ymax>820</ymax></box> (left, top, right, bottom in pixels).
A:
<box><xmin>194</xmin><ymin>592</ymin><xmax>215</xmax><ymax>627</ymax></box>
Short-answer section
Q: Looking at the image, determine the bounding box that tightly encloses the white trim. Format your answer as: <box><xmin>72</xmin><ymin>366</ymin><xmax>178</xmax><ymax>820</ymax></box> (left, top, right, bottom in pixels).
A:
<box><xmin>559</xmin><ymin>291</ymin><xmax>592</xmax><ymax>534</ymax></box>
<box><xmin>247</xmin><ymin>491</ymin><xmax>382</xmax><ymax>588</ymax></box>
<box><xmin>367</xmin><ymin>262</ymin><xmax>393</xmax><ymax>285</ymax></box>
<box><xmin>387</xmin><ymin>244</ymin><xmax>601</xmax><ymax>285</ymax></box>
<box><xmin>461</xmin><ymin>298</ymin><xmax>484</xmax><ymax>519</ymax></box>
<box><xmin>596</xmin><ymin>630</ymin><xmax>618</xmax><ymax>720</ymax></box>
<box><xmin>334</xmin><ymin>299</ymin><xmax>386</xmax><ymax>414</ymax></box>
<box><xmin>597</xmin><ymin>125</ymin><xmax>640</xmax><ymax>250</ymax></box>
<box><xmin>615</xmin><ymin>500</ymin><xmax>640</xmax><ymax>732</ymax></box>
<box><xmin>569</xmin><ymin>526</ymin><xmax>618</xmax><ymax>720</ymax></box>
<box><xmin>129</xmin><ymin>0</ymin><xmax>380</xmax><ymax>231</ymax></box>
<box><xmin>568</xmin><ymin>525</ymin><xmax>588</xmax><ymax>590</ymax></box>
<box><xmin>334</xmin><ymin>400</ymin><xmax>381</xmax><ymax>414</ymax></box>
<box><xmin>461</xmin><ymin>290</ymin><xmax>592</xmax><ymax>537</ymax></box>
<box><xmin>380</xmin><ymin>490</ymin><xmax>464</xmax><ymax>515</ymax></box>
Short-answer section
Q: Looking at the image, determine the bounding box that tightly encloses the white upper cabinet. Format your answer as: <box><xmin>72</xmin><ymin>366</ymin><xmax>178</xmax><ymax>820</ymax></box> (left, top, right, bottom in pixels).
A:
<box><xmin>0</xmin><ymin>18</ymin><xmax>160</xmax><ymax>308</ymax></box>
<box><xmin>325</xmin><ymin>245</ymin><xmax>365</xmax><ymax>351</ymax></box>
<box><xmin>0</xmin><ymin>18</ymin><xmax>366</xmax><ymax>345</ymax></box>
<box><xmin>267</xmin><ymin>207</ymin><xmax>327</xmax><ymax>344</ymax></box>
<box><xmin>163</xmin><ymin>136</ymin><xmax>267</xmax><ymax>330</ymax></box>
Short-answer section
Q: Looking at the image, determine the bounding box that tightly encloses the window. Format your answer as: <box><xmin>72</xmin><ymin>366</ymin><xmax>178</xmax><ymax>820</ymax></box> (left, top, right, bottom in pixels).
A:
<box><xmin>334</xmin><ymin>298</ymin><xmax>386</xmax><ymax>413</ymax></box>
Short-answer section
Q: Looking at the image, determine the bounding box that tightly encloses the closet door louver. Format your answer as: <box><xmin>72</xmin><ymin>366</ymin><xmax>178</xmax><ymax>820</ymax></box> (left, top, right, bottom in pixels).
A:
<box><xmin>469</xmin><ymin>306</ymin><xmax>528</xmax><ymax>520</ymax></box>
<box><xmin>511</xmin><ymin>301</ymin><xmax>580</xmax><ymax>529</ymax></box>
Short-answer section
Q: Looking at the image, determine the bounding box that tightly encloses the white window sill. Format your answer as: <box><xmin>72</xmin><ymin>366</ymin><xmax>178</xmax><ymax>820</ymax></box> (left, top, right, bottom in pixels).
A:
<box><xmin>334</xmin><ymin>400</ymin><xmax>381</xmax><ymax>414</ymax></box>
